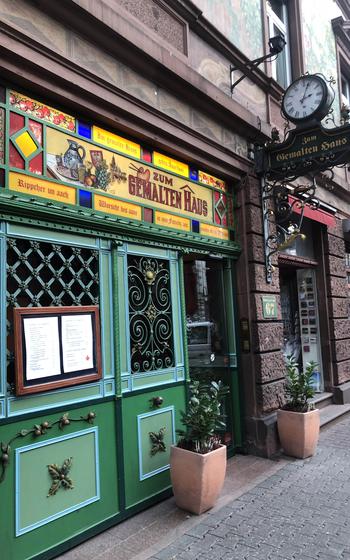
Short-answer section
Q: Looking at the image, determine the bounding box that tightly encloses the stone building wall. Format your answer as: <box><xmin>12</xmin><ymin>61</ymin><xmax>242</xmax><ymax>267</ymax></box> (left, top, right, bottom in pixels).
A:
<box><xmin>325</xmin><ymin>220</ymin><xmax>350</xmax><ymax>389</ymax></box>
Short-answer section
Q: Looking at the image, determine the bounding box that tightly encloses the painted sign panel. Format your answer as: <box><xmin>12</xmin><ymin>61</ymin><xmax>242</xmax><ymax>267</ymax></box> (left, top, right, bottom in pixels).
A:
<box><xmin>153</xmin><ymin>151</ymin><xmax>189</xmax><ymax>178</ymax></box>
<box><xmin>92</xmin><ymin>126</ymin><xmax>141</xmax><ymax>159</ymax></box>
<box><xmin>200</xmin><ymin>223</ymin><xmax>229</xmax><ymax>240</ymax></box>
<box><xmin>199</xmin><ymin>170</ymin><xmax>227</xmax><ymax>191</ymax></box>
<box><xmin>9</xmin><ymin>172</ymin><xmax>76</xmax><ymax>204</ymax></box>
<box><xmin>261</xmin><ymin>295</ymin><xmax>278</xmax><ymax>319</ymax></box>
<box><xmin>154</xmin><ymin>211</ymin><xmax>190</xmax><ymax>231</ymax></box>
<box><xmin>94</xmin><ymin>194</ymin><xmax>142</xmax><ymax>220</ymax></box>
<box><xmin>46</xmin><ymin>128</ymin><xmax>212</xmax><ymax>222</ymax></box>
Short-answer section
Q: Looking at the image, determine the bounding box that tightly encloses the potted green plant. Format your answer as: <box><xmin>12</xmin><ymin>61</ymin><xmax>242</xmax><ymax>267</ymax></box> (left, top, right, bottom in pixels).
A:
<box><xmin>170</xmin><ymin>380</ymin><xmax>228</xmax><ymax>515</ymax></box>
<box><xmin>277</xmin><ymin>356</ymin><xmax>320</xmax><ymax>459</ymax></box>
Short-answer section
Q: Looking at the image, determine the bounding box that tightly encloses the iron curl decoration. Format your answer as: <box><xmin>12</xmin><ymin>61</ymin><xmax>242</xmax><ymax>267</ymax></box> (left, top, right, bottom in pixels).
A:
<box><xmin>128</xmin><ymin>256</ymin><xmax>174</xmax><ymax>373</ymax></box>
<box><xmin>262</xmin><ymin>174</ymin><xmax>320</xmax><ymax>283</ymax></box>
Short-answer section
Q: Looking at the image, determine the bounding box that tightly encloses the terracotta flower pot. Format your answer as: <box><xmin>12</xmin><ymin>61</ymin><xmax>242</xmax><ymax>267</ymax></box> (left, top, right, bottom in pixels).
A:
<box><xmin>170</xmin><ymin>444</ymin><xmax>226</xmax><ymax>515</ymax></box>
<box><xmin>277</xmin><ymin>408</ymin><xmax>320</xmax><ymax>459</ymax></box>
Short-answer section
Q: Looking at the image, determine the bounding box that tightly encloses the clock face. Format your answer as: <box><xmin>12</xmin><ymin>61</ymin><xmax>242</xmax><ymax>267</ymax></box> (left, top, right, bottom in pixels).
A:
<box><xmin>282</xmin><ymin>76</ymin><xmax>327</xmax><ymax>122</ymax></box>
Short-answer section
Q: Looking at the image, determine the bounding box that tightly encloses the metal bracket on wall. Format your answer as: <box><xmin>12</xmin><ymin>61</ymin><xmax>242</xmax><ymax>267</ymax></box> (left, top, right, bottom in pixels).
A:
<box><xmin>262</xmin><ymin>174</ymin><xmax>320</xmax><ymax>283</ymax></box>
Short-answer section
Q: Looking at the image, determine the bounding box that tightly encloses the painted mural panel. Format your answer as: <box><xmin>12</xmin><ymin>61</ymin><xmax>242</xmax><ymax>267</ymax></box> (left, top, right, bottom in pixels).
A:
<box><xmin>193</xmin><ymin>0</ymin><xmax>263</xmax><ymax>60</ymax></box>
<box><xmin>189</xmin><ymin>31</ymin><xmax>267</xmax><ymax>121</ymax></box>
<box><xmin>302</xmin><ymin>0</ymin><xmax>341</xmax><ymax>120</ymax></box>
<box><xmin>46</xmin><ymin>128</ymin><xmax>214</xmax><ymax>223</ymax></box>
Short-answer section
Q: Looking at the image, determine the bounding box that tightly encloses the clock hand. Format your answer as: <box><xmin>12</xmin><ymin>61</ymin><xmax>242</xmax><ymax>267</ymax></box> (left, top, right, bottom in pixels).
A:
<box><xmin>301</xmin><ymin>93</ymin><xmax>314</xmax><ymax>106</ymax></box>
<box><xmin>300</xmin><ymin>82</ymin><xmax>310</xmax><ymax>103</ymax></box>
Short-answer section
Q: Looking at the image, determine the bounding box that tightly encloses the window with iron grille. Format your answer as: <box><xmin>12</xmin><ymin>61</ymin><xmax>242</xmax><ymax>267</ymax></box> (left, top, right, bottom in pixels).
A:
<box><xmin>6</xmin><ymin>237</ymin><xmax>99</xmax><ymax>391</ymax></box>
<box><xmin>127</xmin><ymin>255</ymin><xmax>174</xmax><ymax>373</ymax></box>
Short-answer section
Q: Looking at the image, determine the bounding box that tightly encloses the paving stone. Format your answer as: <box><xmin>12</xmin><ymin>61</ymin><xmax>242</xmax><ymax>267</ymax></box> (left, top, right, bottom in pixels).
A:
<box><xmin>61</xmin><ymin>413</ymin><xmax>350</xmax><ymax>560</ymax></box>
<box><xmin>152</xmin><ymin>545</ymin><xmax>181</xmax><ymax>559</ymax></box>
<box><xmin>185</xmin><ymin>524</ymin><xmax>211</xmax><ymax>538</ymax></box>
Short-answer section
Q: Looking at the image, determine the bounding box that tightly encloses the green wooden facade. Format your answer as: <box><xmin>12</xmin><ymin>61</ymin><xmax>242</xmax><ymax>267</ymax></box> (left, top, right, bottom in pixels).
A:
<box><xmin>0</xmin><ymin>85</ymin><xmax>241</xmax><ymax>560</ymax></box>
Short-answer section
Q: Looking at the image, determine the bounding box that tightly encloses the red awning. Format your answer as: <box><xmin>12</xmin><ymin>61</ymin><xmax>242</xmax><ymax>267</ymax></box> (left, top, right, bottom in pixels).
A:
<box><xmin>288</xmin><ymin>195</ymin><xmax>336</xmax><ymax>227</ymax></box>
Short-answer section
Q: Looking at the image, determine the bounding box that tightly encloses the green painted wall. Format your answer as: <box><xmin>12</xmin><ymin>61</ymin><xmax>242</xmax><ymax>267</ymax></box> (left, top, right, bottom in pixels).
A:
<box><xmin>122</xmin><ymin>384</ymin><xmax>186</xmax><ymax>508</ymax></box>
<box><xmin>0</xmin><ymin>402</ymin><xmax>118</xmax><ymax>560</ymax></box>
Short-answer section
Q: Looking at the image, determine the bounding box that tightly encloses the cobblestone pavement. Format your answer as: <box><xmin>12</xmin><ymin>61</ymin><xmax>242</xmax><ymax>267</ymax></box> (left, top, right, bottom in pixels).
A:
<box><xmin>148</xmin><ymin>416</ymin><xmax>350</xmax><ymax>560</ymax></box>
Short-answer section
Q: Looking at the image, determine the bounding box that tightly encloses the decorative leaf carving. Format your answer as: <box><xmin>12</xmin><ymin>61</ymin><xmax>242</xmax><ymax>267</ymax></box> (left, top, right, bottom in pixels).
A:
<box><xmin>149</xmin><ymin>427</ymin><xmax>166</xmax><ymax>456</ymax></box>
<box><xmin>47</xmin><ymin>457</ymin><xmax>74</xmax><ymax>497</ymax></box>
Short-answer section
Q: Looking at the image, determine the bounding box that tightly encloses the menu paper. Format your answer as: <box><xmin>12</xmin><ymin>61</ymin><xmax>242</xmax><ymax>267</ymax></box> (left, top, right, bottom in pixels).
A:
<box><xmin>61</xmin><ymin>314</ymin><xmax>94</xmax><ymax>373</ymax></box>
<box><xmin>24</xmin><ymin>317</ymin><xmax>61</xmax><ymax>380</ymax></box>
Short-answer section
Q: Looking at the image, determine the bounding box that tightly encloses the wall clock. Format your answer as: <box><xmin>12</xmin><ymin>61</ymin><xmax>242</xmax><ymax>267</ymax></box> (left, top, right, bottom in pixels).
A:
<box><xmin>282</xmin><ymin>74</ymin><xmax>334</xmax><ymax>124</ymax></box>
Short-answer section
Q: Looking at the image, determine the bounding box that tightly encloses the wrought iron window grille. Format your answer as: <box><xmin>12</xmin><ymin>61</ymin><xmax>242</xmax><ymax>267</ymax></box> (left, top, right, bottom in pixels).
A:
<box><xmin>6</xmin><ymin>237</ymin><xmax>100</xmax><ymax>390</ymax></box>
<box><xmin>127</xmin><ymin>256</ymin><xmax>175</xmax><ymax>374</ymax></box>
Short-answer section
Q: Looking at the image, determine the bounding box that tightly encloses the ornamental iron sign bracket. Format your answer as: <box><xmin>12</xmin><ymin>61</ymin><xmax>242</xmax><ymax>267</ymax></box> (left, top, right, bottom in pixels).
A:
<box><xmin>255</xmin><ymin>114</ymin><xmax>350</xmax><ymax>283</ymax></box>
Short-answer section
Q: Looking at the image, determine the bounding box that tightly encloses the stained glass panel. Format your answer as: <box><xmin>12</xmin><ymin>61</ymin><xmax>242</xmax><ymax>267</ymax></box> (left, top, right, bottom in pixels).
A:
<box><xmin>29</xmin><ymin>120</ymin><xmax>43</xmax><ymax>144</ymax></box>
<box><xmin>29</xmin><ymin>152</ymin><xmax>43</xmax><ymax>174</ymax></box>
<box><xmin>10</xmin><ymin>112</ymin><xmax>24</xmax><ymax>136</ymax></box>
<box><xmin>9</xmin><ymin>143</ymin><xmax>24</xmax><ymax>169</ymax></box>
<box><xmin>0</xmin><ymin>108</ymin><xmax>4</xmax><ymax>164</ymax></box>
<box><xmin>14</xmin><ymin>131</ymin><xmax>38</xmax><ymax>158</ymax></box>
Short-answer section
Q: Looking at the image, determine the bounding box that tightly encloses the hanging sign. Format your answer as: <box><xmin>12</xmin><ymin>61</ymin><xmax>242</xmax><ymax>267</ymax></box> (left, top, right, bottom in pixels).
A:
<box><xmin>256</xmin><ymin>122</ymin><xmax>350</xmax><ymax>180</ymax></box>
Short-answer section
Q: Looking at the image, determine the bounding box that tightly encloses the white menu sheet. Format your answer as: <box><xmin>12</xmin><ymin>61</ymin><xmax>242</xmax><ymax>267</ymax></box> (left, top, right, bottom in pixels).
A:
<box><xmin>24</xmin><ymin>316</ymin><xmax>61</xmax><ymax>380</ymax></box>
<box><xmin>61</xmin><ymin>314</ymin><xmax>94</xmax><ymax>374</ymax></box>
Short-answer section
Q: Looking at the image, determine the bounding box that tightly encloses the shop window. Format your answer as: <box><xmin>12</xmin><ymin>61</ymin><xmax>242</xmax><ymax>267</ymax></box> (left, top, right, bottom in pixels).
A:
<box><xmin>127</xmin><ymin>255</ymin><xmax>175</xmax><ymax>373</ymax></box>
<box><xmin>6</xmin><ymin>237</ymin><xmax>100</xmax><ymax>392</ymax></box>
<box><xmin>266</xmin><ymin>0</ymin><xmax>292</xmax><ymax>88</ymax></box>
<box><xmin>183</xmin><ymin>255</ymin><xmax>233</xmax><ymax>446</ymax></box>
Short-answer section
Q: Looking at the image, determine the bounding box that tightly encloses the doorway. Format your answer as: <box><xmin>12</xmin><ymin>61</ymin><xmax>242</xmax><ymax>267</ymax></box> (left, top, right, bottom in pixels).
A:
<box><xmin>280</xmin><ymin>266</ymin><xmax>323</xmax><ymax>392</ymax></box>
<box><xmin>183</xmin><ymin>254</ymin><xmax>240</xmax><ymax>450</ymax></box>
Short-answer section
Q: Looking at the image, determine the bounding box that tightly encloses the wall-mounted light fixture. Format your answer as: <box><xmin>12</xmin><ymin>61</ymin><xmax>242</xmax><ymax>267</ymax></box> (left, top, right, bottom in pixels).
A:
<box><xmin>230</xmin><ymin>35</ymin><xmax>286</xmax><ymax>92</ymax></box>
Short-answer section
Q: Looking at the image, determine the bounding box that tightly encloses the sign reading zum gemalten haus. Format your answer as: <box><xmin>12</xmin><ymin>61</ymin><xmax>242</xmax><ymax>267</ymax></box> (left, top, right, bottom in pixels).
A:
<box><xmin>258</xmin><ymin>122</ymin><xmax>350</xmax><ymax>180</ymax></box>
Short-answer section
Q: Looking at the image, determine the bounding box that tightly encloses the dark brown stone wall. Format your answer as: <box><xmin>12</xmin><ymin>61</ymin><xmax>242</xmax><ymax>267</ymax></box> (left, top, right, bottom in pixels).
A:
<box><xmin>324</xmin><ymin>221</ymin><xmax>350</xmax><ymax>386</ymax></box>
<box><xmin>252</xmin><ymin>323</ymin><xmax>284</xmax><ymax>353</ymax></box>
<box><xmin>256</xmin><ymin>380</ymin><xmax>286</xmax><ymax>414</ymax></box>
<box><xmin>236</xmin><ymin>175</ymin><xmax>285</xmax><ymax>457</ymax></box>
<box><xmin>116</xmin><ymin>0</ymin><xmax>186</xmax><ymax>54</ymax></box>
<box><xmin>328</xmin><ymin>297</ymin><xmax>349</xmax><ymax>318</ymax></box>
<box><xmin>254</xmin><ymin>350</ymin><xmax>286</xmax><ymax>383</ymax></box>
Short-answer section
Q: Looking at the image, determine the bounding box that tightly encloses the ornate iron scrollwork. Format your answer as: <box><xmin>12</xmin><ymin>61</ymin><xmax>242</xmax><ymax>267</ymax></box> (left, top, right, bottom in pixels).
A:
<box><xmin>127</xmin><ymin>256</ymin><xmax>174</xmax><ymax>373</ymax></box>
<box><xmin>262</xmin><ymin>174</ymin><xmax>320</xmax><ymax>283</ymax></box>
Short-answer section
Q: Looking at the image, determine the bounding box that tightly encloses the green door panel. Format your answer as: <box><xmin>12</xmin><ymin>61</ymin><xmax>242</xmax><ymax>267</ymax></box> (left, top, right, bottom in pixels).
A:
<box><xmin>122</xmin><ymin>384</ymin><xmax>186</xmax><ymax>509</ymax></box>
<box><xmin>0</xmin><ymin>402</ymin><xmax>118</xmax><ymax>560</ymax></box>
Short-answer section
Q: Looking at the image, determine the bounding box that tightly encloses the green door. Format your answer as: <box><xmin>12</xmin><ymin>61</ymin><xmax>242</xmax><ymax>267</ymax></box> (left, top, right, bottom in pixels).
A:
<box><xmin>115</xmin><ymin>244</ymin><xmax>187</xmax><ymax>509</ymax></box>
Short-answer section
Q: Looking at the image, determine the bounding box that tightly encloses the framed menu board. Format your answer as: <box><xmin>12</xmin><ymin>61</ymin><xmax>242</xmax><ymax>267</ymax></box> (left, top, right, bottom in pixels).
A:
<box><xmin>13</xmin><ymin>306</ymin><xmax>102</xmax><ymax>396</ymax></box>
